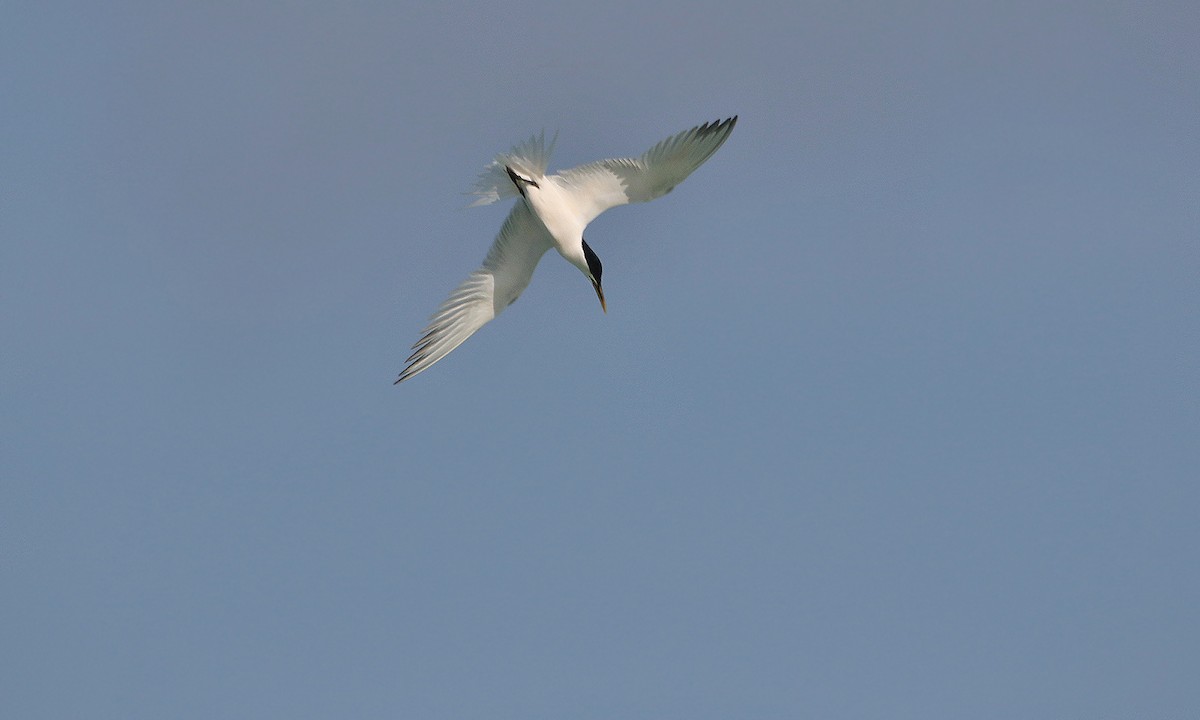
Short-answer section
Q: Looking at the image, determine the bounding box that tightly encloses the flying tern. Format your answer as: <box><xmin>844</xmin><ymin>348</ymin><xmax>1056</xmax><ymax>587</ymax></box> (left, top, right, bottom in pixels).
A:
<box><xmin>396</xmin><ymin>116</ymin><xmax>738</xmax><ymax>383</ymax></box>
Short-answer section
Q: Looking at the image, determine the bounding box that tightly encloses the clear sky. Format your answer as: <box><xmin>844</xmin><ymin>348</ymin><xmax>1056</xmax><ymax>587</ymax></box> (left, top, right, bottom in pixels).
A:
<box><xmin>3</xmin><ymin>2</ymin><xmax>1197</xmax><ymax>718</ymax></box>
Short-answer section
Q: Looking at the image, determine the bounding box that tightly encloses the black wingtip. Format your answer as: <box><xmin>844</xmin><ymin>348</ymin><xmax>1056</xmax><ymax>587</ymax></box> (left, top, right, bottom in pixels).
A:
<box><xmin>698</xmin><ymin>116</ymin><xmax>738</xmax><ymax>138</ymax></box>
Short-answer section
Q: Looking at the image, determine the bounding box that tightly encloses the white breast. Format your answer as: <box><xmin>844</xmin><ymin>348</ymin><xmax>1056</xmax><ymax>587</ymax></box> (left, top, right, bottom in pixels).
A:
<box><xmin>524</xmin><ymin>177</ymin><xmax>587</xmax><ymax>251</ymax></box>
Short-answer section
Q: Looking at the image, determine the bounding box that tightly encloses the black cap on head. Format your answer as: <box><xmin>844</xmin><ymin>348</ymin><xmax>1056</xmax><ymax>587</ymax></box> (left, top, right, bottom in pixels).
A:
<box><xmin>581</xmin><ymin>238</ymin><xmax>603</xmax><ymax>283</ymax></box>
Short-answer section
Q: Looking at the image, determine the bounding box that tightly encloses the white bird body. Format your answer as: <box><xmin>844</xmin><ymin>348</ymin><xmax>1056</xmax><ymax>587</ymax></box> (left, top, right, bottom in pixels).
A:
<box><xmin>397</xmin><ymin>117</ymin><xmax>738</xmax><ymax>383</ymax></box>
<box><xmin>524</xmin><ymin>177</ymin><xmax>589</xmax><ymax>266</ymax></box>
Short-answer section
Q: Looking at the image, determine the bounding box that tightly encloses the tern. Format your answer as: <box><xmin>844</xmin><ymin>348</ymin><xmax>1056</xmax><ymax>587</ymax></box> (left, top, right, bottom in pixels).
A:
<box><xmin>396</xmin><ymin>116</ymin><xmax>738</xmax><ymax>383</ymax></box>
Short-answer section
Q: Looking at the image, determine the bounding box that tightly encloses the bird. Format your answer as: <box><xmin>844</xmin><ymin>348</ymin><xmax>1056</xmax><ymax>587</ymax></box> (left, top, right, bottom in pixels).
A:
<box><xmin>396</xmin><ymin>116</ymin><xmax>738</xmax><ymax>384</ymax></box>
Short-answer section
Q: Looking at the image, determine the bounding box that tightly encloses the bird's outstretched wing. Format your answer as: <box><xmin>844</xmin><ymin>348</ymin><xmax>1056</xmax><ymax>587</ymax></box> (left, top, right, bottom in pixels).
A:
<box><xmin>555</xmin><ymin>116</ymin><xmax>737</xmax><ymax>225</ymax></box>
<box><xmin>397</xmin><ymin>203</ymin><xmax>553</xmax><ymax>383</ymax></box>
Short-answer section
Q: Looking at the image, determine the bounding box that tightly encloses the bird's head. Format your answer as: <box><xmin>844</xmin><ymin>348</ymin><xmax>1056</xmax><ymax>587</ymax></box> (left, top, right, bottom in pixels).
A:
<box><xmin>580</xmin><ymin>238</ymin><xmax>606</xmax><ymax>313</ymax></box>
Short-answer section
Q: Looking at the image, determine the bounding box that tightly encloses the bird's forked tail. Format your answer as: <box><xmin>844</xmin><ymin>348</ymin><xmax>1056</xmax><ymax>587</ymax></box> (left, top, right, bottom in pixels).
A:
<box><xmin>467</xmin><ymin>129</ymin><xmax>557</xmax><ymax>207</ymax></box>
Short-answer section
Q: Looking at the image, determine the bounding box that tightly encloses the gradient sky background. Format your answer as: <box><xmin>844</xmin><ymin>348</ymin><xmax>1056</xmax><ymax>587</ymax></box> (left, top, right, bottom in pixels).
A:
<box><xmin>4</xmin><ymin>2</ymin><xmax>1198</xmax><ymax>718</ymax></box>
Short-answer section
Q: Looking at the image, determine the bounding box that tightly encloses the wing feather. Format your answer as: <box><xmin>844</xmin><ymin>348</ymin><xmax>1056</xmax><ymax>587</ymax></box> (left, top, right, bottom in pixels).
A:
<box><xmin>555</xmin><ymin>117</ymin><xmax>737</xmax><ymax>224</ymax></box>
<box><xmin>396</xmin><ymin>203</ymin><xmax>553</xmax><ymax>383</ymax></box>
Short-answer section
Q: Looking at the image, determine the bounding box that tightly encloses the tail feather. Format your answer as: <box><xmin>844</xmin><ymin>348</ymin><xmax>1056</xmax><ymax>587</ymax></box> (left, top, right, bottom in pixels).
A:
<box><xmin>468</xmin><ymin>130</ymin><xmax>556</xmax><ymax>207</ymax></box>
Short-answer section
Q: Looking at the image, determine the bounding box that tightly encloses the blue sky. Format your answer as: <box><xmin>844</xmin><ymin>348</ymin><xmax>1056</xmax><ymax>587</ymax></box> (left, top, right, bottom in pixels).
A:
<box><xmin>3</xmin><ymin>2</ymin><xmax>1197</xmax><ymax>718</ymax></box>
